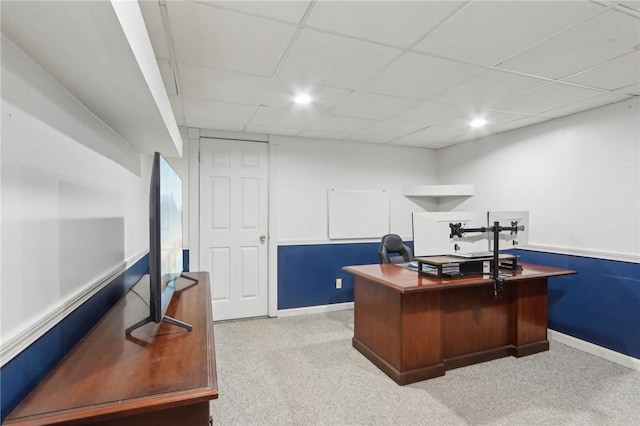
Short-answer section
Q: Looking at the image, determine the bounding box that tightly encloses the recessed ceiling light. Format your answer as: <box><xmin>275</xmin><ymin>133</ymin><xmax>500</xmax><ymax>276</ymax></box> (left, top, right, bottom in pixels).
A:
<box><xmin>469</xmin><ymin>118</ymin><xmax>488</xmax><ymax>128</ymax></box>
<box><xmin>294</xmin><ymin>94</ymin><xmax>312</xmax><ymax>104</ymax></box>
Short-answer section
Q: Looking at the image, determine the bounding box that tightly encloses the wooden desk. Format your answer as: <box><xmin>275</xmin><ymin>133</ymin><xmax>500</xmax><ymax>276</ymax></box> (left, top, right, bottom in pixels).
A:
<box><xmin>343</xmin><ymin>263</ymin><xmax>575</xmax><ymax>385</ymax></box>
<box><xmin>4</xmin><ymin>272</ymin><xmax>217</xmax><ymax>426</ymax></box>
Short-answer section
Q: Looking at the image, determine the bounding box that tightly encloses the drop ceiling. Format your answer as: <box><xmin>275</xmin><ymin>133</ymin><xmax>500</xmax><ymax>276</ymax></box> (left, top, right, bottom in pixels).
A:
<box><xmin>2</xmin><ymin>1</ymin><xmax>638</xmax><ymax>152</ymax></box>
<box><xmin>139</xmin><ymin>0</ymin><xmax>639</xmax><ymax>149</ymax></box>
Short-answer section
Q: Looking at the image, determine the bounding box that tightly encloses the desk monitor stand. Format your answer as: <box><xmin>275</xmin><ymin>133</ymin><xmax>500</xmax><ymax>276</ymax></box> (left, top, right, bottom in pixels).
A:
<box><xmin>450</xmin><ymin>220</ymin><xmax>525</xmax><ymax>297</ymax></box>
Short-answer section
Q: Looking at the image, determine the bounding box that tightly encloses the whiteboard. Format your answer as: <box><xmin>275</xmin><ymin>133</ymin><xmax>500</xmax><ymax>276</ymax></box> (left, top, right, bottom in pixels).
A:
<box><xmin>328</xmin><ymin>190</ymin><xmax>389</xmax><ymax>239</ymax></box>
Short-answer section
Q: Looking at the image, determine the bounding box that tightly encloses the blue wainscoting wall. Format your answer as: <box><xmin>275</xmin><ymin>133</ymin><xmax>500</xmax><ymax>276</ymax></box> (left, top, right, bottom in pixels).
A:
<box><xmin>277</xmin><ymin>241</ymin><xmax>413</xmax><ymax>310</ymax></box>
<box><xmin>513</xmin><ymin>249</ymin><xmax>639</xmax><ymax>360</ymax></box>
<box><xmin>0</xmin><ymin>250</ymin><xmax>191</xmax><ymax>422</ymax></box>
<box><xmin>277</xmin><ymin>244</ymin><xmax>639</xmax><ymax>361</ymax></box>
<box><xmin>0</xmin><ymin>255</ymin><xmax>148</xmax><ymax>421</ymax></box>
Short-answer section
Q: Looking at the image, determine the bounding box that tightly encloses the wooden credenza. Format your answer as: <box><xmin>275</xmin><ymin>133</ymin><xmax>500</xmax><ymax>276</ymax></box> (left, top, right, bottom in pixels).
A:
<box><xmin>344</xmin><ymin>263</ymin><xmax>575</xmax><ymax>385</ymax></box>
<box><xmin>4</xmin><ymin>272</ymin><xmax>217</xmax><ymax>426</ymax></box>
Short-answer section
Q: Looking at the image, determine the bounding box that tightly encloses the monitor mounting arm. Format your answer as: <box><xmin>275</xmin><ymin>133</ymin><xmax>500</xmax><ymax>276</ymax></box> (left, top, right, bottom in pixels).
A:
<box><xmin>449</xmin><ymin>221</ymin><xmax>525</xmax><ymax>297</ymax></box>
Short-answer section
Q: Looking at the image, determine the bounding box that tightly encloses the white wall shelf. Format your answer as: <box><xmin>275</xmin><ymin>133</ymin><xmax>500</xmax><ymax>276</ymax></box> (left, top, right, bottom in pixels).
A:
<box><xmin>403</xmin><ymin>184</ymin><xmax>475</xmax><ymax>197</ymax></box>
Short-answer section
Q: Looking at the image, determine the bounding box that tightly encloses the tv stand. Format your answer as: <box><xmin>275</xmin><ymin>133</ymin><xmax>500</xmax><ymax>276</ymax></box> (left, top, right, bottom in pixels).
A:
<box><xmin>180</xmin><ymin>273</ymin><xmax>198</xmax><ymax>283</ymax></box>
<box><xmin>125</xmin><ymin>273</ymin><xmax>200</xmax><ymax>335</ymax></box>
<box><xmin>4</xmin><ymin>272</ymin><xmax>217</xmax><ymax>426</ymax></box>
<box><xmin>125</xmin><ymin>314</ymin><xmax>192</xmax><ymax>335</ymax></box>
<box><xmin>162</xmin><ymin>315</ymin><xmax>192</xmax><ymax>331</ymax></box>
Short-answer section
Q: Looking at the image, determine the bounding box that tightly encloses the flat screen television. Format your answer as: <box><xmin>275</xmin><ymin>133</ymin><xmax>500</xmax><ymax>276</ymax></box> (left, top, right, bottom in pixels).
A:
<box><xmin>126</xmin><ymin>152</ymin><xmax>196</xmax><ymax>335</ymax></box>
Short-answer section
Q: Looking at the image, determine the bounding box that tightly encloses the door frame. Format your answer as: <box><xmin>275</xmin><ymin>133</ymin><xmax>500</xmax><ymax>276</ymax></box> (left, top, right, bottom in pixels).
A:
<box><xmin>187</xmin><ymin>128</ymin><xmax>278</xmax><ymax>318</ymax></box>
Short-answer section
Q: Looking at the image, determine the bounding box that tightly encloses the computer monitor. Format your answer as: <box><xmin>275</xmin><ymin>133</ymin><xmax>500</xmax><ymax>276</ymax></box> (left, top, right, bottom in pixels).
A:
<box><xmin>412</xmin><ymin>211</ymin><xmax>489</xmax><ymax>257</ymax></box>
<box><xmin>488</xmin><ymin>210</ymin><xmax>529</xmax><ymax>250</ymax></box>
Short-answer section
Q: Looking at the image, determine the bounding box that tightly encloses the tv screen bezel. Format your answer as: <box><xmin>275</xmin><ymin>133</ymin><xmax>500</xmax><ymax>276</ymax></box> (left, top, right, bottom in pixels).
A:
<box><xmin>125</xmin><ymin>152</ymin><xmax>194</xmax><ymax>335</ymax></box>
<box><xmin>149</xmin><ymin>152</ymin><xmax>182</xmax><ymax>323</ymax></box>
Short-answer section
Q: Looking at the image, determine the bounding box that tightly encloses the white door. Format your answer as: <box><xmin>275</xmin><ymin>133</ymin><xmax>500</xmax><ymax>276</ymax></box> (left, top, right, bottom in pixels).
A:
<box><xmin>199</xmin><ymin>139</ymin><xmax>269</xmax><ymax>321</ymax></box>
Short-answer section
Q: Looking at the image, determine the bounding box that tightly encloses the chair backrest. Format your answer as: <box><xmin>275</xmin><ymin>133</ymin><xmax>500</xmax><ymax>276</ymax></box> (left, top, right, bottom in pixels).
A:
<box><xmin>379</xmin><ymin>234</ymin><xmax>413</xmax><ymax>264</ymax></box>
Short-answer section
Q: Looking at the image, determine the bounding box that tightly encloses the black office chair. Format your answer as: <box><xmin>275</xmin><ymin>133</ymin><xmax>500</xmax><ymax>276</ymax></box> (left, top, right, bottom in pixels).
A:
<box><xmin>378</xmin><ymin>234</ymin><xmax>413</xmax><ymax>264</ymax></box>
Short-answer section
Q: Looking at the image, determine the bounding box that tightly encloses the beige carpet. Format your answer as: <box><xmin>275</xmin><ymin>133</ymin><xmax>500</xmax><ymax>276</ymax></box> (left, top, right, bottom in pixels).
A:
<box><xmin>209</xmin><ymin>309</ymin><xmax>640</xmax><ymax>425</ymax></box>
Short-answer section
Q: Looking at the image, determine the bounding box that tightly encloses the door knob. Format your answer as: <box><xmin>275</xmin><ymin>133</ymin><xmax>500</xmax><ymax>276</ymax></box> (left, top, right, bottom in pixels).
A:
<box><xmin>260</xmin><ymin>234</ymin><xmax>267</xmax><ymax>243</ymax></box>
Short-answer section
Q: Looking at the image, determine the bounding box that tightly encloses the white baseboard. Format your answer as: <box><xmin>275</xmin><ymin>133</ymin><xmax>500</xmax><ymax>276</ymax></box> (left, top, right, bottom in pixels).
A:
<box><xmin>275</xmin><ymin>307</ymin><xmax>640</xmax><ymax>372</ymax></box>
<box><xmin>548</xmin><ymin>329</ymin><xmax>640</xmax><ymax>372</ymax></box>
<box><xmin>277</xmin><ymin>302</ymin><xmax>354</xmax><ymax>317</ymax></box>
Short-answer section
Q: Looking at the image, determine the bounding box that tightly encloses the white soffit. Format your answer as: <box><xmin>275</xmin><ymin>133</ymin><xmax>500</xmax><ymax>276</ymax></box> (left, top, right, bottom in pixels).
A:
<box><xmin>1</xmin><ymin>0</ymin><xmax>182</xmax><ymax>157</ymax></box>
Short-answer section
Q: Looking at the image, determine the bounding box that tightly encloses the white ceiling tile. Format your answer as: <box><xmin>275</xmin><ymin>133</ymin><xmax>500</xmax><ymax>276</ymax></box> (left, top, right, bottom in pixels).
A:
<box><xmin>261</xmin><ymin>82</ymin><xmax>350</xmax><ymax>114</ymax></box>
<box><xmin>158</xmin><ymin>59</ymin><xmax>177</xmax><ymax>96</ymax></box>
<box><xmin>563</xmin><ymin>52</ymin><xmax>640</xmax><ymax>91</ymax></box>
<box><xmin>365</xmin><ymin>52</ymin><xmax>483</xmax><ymax>100</ymax></box>
<box><xmin>244</xmin><ymin>124</ymin><xmax>299</xmax><ymax>136</ymax></box>
<box><xmin>432</xmin><ymin>134</ymin><xmax>477</xmax><ymax>149</ymax></box>
<box><xmin>443</xmin><ymin>110</ymin><xmax>532</xmax><ymax>129</ymax></box>
<box><xmin>297</xmin><ymin>130</ymin><xmax>350</xmax><ymax>140</ymax></box>
<box><xmin>179</xmin><ymin>63</ymin><xmax>270</xmax><ymax>105</ymax></box>
<box><xmin>491</xmin><ymin>83</ymin><xmax>606</xmax><ymax>115</ymax></box>
<box><xmin>413</xmin><ymin>1</ymin><xmax>604</xmax><ymax>66</ymax></box>
<box><xmin>306</xmin><ymin>1</ymin><xmax>463</xmax><ymax>48</ymax></box>
<box><xmin>619</xmin><ymin>1</ymin><xmax>640</xmax><ymax>12</ymax></box>
<box><xmin>356</xmin><ymin>121</ymin><xmax>425</xmax><ymax>140</ymax></box>
<box><xmin>208</xmin><ymin>1</ymin><xmax>311</xmax><ymax>24</ymax></box>
<box><xmin>167</xmin><ymin>1</ymin><xmax>297</xmax><ymax>76</ymax></box>
<box><xmin>430</xmin><ymin>70</ymin><xmax>550</xmax><ymax>110</ymax></box>
<box><xmin>356</xmin><ymin>100</ymin><xmax>468</xmax><ymax>139</ymax></box>
<box><xmin>382</xmin><ymin>100</ymin><xmax>468</xmax><ymax>129</ymax></box>
<box><xmin>497</xmin><ymin>9</ymin><xmax>640</xmax><ymax>79</ymax></box>
<box><xmin>182</xmin><ymin>97</ymin><xmax>256</xmax><ymax>130</ymax></box>
<box><xmin>329</xmin><ymin>92</ymin><xmax>419</xmax><ymax>121</ymax></box>
<box><xmin>250</xmin><ymin>106</ymin><xmax>320</xmax><ymax>129</ymax></box>
<box><xmin>345</xmin><ymin>134</ymin><xmax>394</xmax><ymax>144</ymax></box>
<box><xmin>616</xmin><ymin>83</ymin><xmax>640</xmax><ymax>95</ymax></box>
<box><xmin>539</xmin><ymin>92</ymin><xmax>633</xmax><ymax>118</ymax></box>
<box><xmin>276</xmin><ymin>29</ymin><xmax>401</xmax><ymax>89</ymax></box>
<box><xmin>305</xmin><ymin>114</ymin><xmax>377</xmax><ymax>134</ymax></box>
<box><xmin>138</xmin><ymin>0</ymin><xmax>171</xmax><ymax>61</ymax></box>
<box><xmin>392</xmin><ymin>125</ymin><xmax>469</xmax><ymax>145</ymax></box>
<box><xmin>488</xmin><ymin>116</ymin><xmax>550</xmax><ymax>134</ymax></box>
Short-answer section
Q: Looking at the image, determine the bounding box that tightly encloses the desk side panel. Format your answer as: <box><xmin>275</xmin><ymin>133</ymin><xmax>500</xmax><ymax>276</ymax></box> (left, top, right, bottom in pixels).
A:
<box><xmin>353</xmin><ymin>277</ymin><xmax>402</xmax><ymax>371</ymax></box>
<box><xmin>514</xmin><ymin>278</ymin><xmax>549</xmax><ymax>349</ymax></box>
<box><xmin>401</xmin><ymin>291</ymin><xmax>442</xmax><ymax>371</ymax></box>
<box><xmin>442</xmin><ymin>284</ymin><xmax>512</xmax><ymax>359</ymax></box>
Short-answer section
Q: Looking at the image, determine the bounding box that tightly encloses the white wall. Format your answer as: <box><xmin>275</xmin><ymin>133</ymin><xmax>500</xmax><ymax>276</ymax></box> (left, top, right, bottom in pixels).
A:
<box><xmin>437</xmin><ymin>98</ymin><xmax>640</xmax><ymax>260</ymax></box>
<box><xmin>1</xmin><ymin>37</ymin><xmax>151</xmax><ymax>349</ymax></box>
<box><xmin>271</xmin><ymin>135</ymin><xmax>439</xmax><ymax>243</ymax></box>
